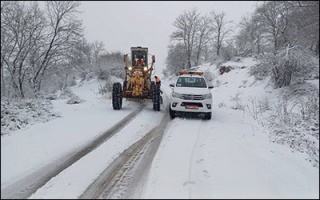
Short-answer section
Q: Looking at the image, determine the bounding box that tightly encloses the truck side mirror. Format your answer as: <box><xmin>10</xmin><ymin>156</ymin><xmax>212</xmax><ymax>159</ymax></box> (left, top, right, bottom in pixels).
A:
<box><xmin>152</xmin><ymin>55</ymin><xmax>155</xmax><ymax>63</ymax></box>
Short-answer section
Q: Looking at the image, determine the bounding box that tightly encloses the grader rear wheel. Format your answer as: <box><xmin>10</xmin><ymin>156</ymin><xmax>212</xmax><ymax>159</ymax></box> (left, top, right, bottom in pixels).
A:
<box><xmin>112</xmin><ymin>82</ymin><xmax>123</xmax><ymax>110</ymax></box>
<box><xmin>152</xmin><ymin>83</ymin><xmax>160</xmax><ymax>111</ymax></box>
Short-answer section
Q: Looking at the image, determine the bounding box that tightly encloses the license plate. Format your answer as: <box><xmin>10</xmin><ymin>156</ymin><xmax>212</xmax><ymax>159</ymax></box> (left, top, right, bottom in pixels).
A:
<box><xmin>186</xmin><ymin>105</ymin><xmax>198</xmax><ymax>109</ymax></box>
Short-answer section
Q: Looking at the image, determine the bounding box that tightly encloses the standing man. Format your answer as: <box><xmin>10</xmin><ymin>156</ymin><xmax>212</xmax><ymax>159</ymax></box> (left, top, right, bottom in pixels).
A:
<box><xmin>154</xmin><ymin>76</ymin><xmax>163</xmax><ymax>94</ymax></box>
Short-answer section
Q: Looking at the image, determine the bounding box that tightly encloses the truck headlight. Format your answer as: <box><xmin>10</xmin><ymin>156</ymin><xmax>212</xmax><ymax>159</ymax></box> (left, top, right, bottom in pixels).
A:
<box><xmin>203</xmin><ymin>93</ymin><xmax>212</xmax><ymax>99</ymax></box>
<box><xmin>172</xmin><ymin>91</ymin><xmax>182</xmax><ymax>98</ymax></box>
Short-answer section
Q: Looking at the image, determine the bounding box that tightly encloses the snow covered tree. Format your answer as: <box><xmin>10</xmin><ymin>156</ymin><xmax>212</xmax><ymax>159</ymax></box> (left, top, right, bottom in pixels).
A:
<box><xmin>1</xmin><ymin>1</ymin><xmax>84</xmax><ymax>98</ymax></box>
<box><xmin>1</xmin><ymin>1</ymin><xmax>46</xmax><ymax>98</ymax></box>
<box><xmin>97</xmin><ymin>51</ymin><xmax>124</xmax><ymax>80</ymax></box>
<box><xmin>271</xmin><ymin>45</ymin><xmax>316</xmax><ymax>88</ymax></box>
<box><xmin>66</xmin><ymin>38</ymin><xmax>93</xmax><ymax>81</ymax></box>
<box><xmin>254</xmin><ymin>45</ymin><xmax>317</xmax><ymax>88</ymax></box>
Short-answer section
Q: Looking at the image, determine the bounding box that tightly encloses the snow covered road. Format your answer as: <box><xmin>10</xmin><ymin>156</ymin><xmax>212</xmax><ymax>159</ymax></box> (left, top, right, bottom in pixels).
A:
<box><xmin>2</xmin><ymin>59</ymin><xmax>318</xmax><ymax>199</ymax></box>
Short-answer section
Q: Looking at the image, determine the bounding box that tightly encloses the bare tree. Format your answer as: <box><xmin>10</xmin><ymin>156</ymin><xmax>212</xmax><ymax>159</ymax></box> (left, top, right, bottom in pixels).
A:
<box><xmin>236</xmin><ymin>13</ymin><xmax>266</xmax><ymax>55</ymax></box>
<box><xmin>67</xmin><ymin>38</ymin><xmax>93</xmax><ymax>76</ymax></box>
<box><xmin>165</xmin><ymin>43</ymin><xmax>187</xmax><ymax>75</ymax></box>
<box><xmin>171</xmin><ymin>7</ymin><xmax>200</xmax><ymax>68</ymax></box>
<box><xmin>236</xmin><ymin>1</ymin><xmax>318</xmax><ymax>57</ymax></box>
<box><xmin>31</xmin><ymin>1</ymin><xmax>83</xmax><ymax>94</ymax></box>
<box><xmin>255</xmin><ymin>1</ymin><xmax>292</xmax><ymax>55</ymax></box>
<box><xmin>194</xmin><ymin>15</ymin><xmax>211</xmax><ymax>66</ymax></box>
<box><xmin>91</xmin><ymin>40</ymin><xmax>106</xmax><ymax>69</ymax></box>
<box><xmin>209</xmin><ymin>11</ymin><xmax>232</xmax><ymax>57</ymax></box>
<box><xmin>235</xmin><ymin>14</ymin><xmax>255</xmax><ymax>56</ymax></box>
<box><xmin>98</xmin><ymin>51</ymin><xmax>124</xmax><ymax>80</ymax></box>
<box><xmin>285</xmin><ymin>1</ymin><xmax>319</xmax><ymax>55</ymax></box>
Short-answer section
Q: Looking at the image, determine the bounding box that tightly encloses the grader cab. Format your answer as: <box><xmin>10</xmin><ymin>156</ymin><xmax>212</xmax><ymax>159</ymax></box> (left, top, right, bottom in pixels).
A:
<box><xmin>112</xmin><ymin>46</ymin><xmax>161</xmax><ymax>111</ymax></box>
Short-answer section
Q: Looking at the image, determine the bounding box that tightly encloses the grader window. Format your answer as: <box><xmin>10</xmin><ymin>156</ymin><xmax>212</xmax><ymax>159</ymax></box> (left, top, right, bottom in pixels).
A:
<box><xmin>131</xmin><ymin>47</ymin><xmax>148</xmax><ymax>66</ymax></box>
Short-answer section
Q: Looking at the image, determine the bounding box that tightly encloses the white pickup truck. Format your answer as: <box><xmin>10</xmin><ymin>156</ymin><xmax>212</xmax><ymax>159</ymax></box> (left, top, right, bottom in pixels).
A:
<box><xmin>169</xmin><ymin>71</ymin><xmax>213</xmax><ymax>120</ymax></box>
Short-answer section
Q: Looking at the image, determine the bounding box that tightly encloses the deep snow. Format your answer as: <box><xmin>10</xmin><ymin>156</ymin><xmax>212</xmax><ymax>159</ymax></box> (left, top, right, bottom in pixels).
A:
<box><xmin>1</xmin><ymin>57</ymin><xmax>319</xmax><ymax>199</ymax></box>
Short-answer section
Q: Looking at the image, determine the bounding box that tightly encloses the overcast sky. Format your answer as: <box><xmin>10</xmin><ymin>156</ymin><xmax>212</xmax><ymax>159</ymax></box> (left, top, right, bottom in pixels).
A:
<box><xmin>79</xmin><ymin>1</ymin><xmax>258</xmax><ymax>73</ymax></box>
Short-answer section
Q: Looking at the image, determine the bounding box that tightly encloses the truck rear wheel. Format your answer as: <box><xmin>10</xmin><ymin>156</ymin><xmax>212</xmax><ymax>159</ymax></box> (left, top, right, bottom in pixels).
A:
<box><xmin>112</xmin><ymin>82</ymin><xmax>123</xmax><ymax>110</ymax></box>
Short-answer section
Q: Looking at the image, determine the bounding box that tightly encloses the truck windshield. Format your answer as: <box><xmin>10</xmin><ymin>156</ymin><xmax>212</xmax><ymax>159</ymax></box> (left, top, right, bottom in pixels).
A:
<box><xmin>176</xmin><ymin>77</ymin><xmax>207</xmax><ymax>88</ymax></box>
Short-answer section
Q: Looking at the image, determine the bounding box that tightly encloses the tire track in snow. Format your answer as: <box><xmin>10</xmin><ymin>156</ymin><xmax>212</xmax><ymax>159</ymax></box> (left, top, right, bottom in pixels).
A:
<box><xmin>1</xmin><ymin>103</ymin><xmax>146</xmax><ymax>199</ymax></box>
<box><xmin>80</xmin><ymin>96</ymin><xmax>170</xmax><ymax>199</ymax></box>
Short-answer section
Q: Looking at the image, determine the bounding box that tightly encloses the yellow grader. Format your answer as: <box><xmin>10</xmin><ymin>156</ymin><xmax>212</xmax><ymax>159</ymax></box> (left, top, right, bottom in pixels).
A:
<box><xmin>112</xmin><ymin>46</ymin><xmax>161</xmax><ymax>111</ymax></box>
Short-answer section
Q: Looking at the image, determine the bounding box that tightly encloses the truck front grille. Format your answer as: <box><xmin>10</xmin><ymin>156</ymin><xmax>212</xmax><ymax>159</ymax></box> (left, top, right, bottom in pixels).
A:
<box><xmin>181</xmin><ymin>94</ymin><xmax>203</xmax><ymax>100</ymax></box>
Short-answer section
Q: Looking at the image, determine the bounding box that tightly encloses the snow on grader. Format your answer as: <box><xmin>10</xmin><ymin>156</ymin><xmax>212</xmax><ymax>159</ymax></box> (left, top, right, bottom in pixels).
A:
<box><xmin>112</xmin><ymin>46</ymin><xmax>161</xmax><ymax>111</ymax></box>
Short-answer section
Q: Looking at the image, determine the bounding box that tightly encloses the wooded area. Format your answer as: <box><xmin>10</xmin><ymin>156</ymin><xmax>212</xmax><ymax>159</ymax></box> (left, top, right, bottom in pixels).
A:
<box><xmin>1</xmin><ymin>1</ymin><xmax>319</xmax><ymax>99</ymax></box>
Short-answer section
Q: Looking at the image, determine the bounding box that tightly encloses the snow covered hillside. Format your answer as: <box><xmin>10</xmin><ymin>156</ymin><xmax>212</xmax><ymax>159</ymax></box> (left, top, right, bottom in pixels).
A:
<box><xmin>1</xmin><ymin>57</ymin><xmax>319</xmax><ymax>199</ymax></box>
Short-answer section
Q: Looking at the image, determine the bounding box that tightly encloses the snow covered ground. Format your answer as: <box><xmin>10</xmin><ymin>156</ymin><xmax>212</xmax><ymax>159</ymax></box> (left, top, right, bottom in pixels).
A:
<box><xmin>1</xmin><ymin>57</ymin><xmax>319</xmax><ymax>199</ymax></box>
